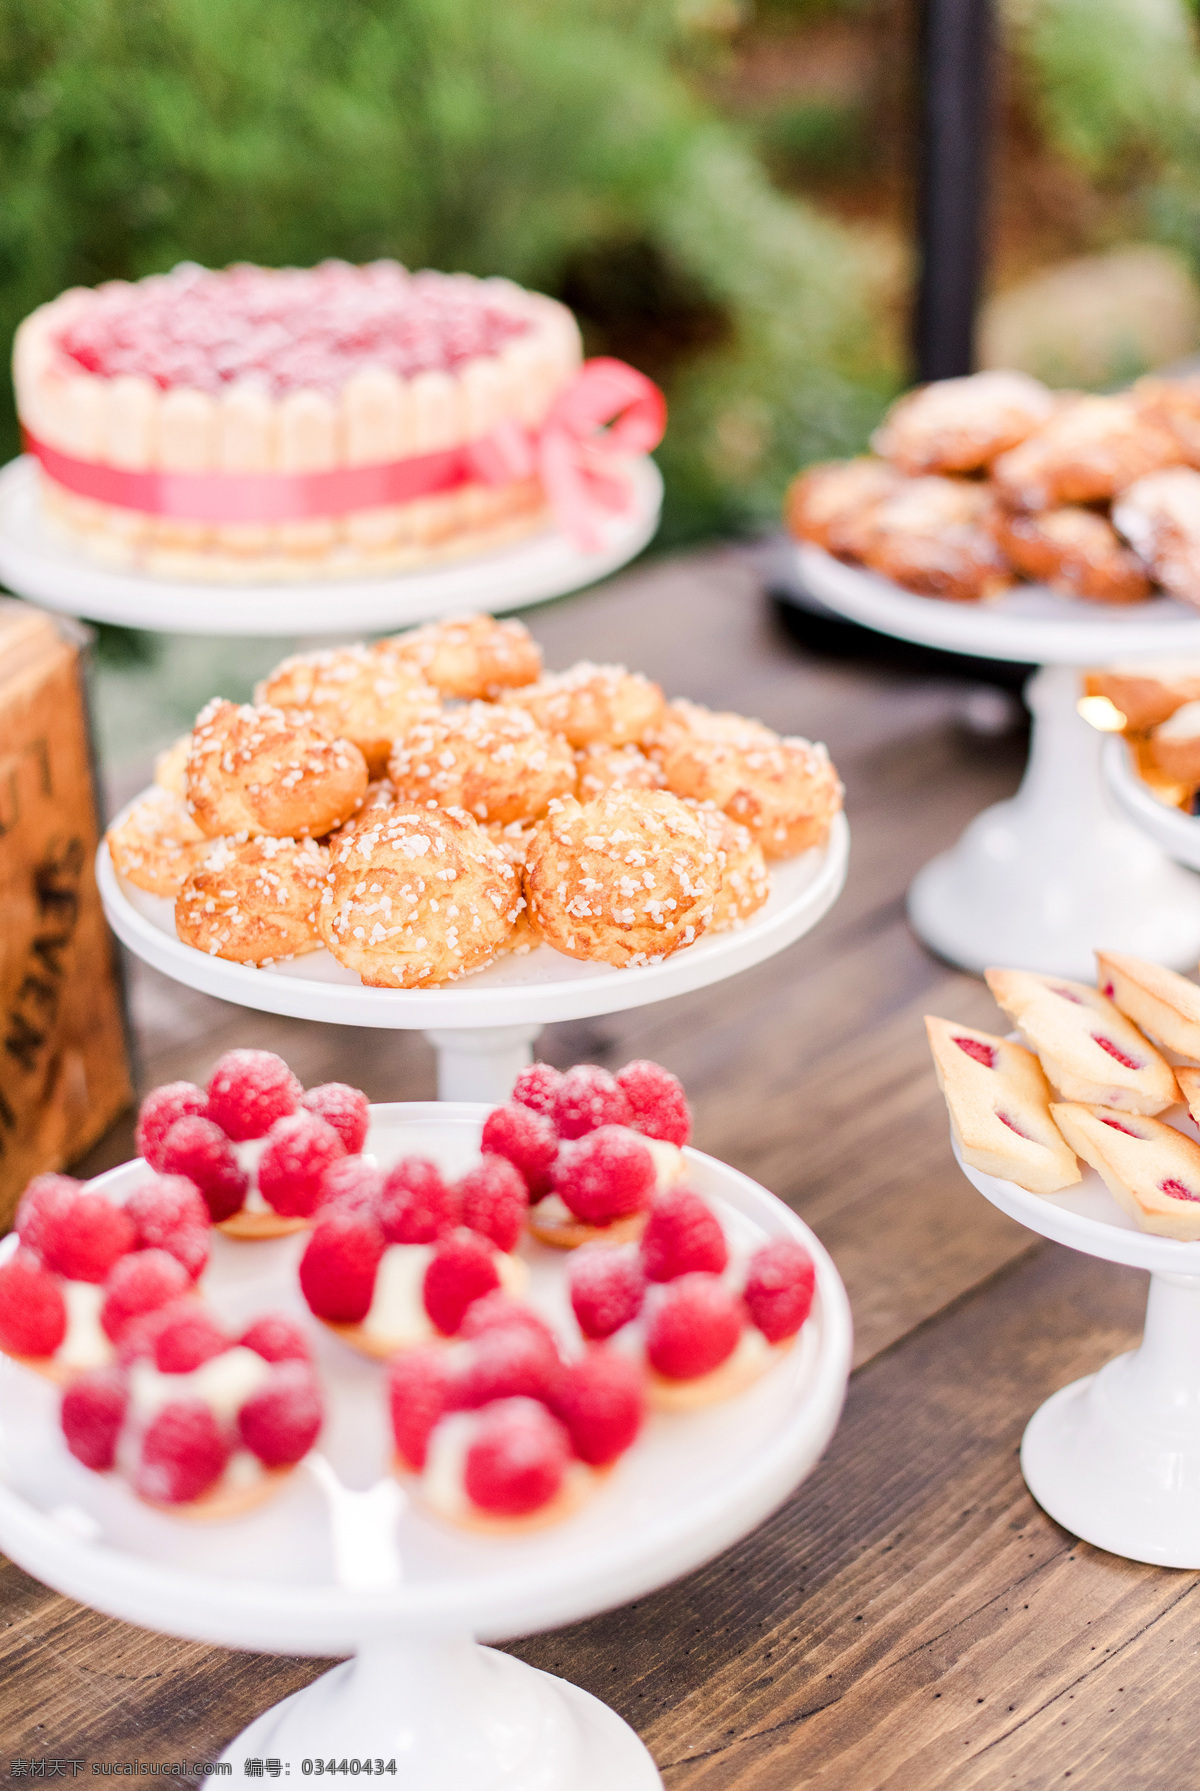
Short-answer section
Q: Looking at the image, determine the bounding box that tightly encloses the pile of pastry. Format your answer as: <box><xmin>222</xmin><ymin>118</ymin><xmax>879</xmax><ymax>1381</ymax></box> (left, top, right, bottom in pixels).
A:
<box><xmin>106</xmin><ymin>611</ymin><xmax>843</xmax><ymax>986</ymax></box>
<box><xmin>0</xmin><ymin>1050</ymin><xmax>818</xmax><ymax>1531</ymax></box>
<box><xmin>1084</xmin><ymin>659</ymin><xmax>1200</xmax><ymax>815</ymax></box>
<box><xmin>786</xmin><ymin>368</ymin><xmax>1200</xmax><ymax>607</ymax></box>
<box><xmin>927</xmin><ymin>951</ymin><xmax>1200</xmax><ymax>1237</ymax></box>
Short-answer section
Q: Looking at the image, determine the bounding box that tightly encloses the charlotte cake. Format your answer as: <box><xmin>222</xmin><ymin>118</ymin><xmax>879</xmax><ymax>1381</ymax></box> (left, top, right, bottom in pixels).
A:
<box><xmin>924</xmin><ymin>1016</ymin><xmax>1080</xmax><ymax>1193</ymax></box>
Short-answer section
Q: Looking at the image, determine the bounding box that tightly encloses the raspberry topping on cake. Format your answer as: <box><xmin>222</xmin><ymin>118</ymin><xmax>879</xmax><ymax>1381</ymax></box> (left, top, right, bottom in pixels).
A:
<box><xmin>552</xmin><ymin>1351</ymin><xmax>644</xmax><ymax>1466</ymax></box>
<box><xmin>511</xmin><ymin>1062</ymin><xmax>563</xmax><ymax>1118</ymax></box>
<box><xmin>100</xmin><ymin>1250</ymin><xmax>192</xmax><ymax>1343</ymax></box>
<box><xmin>240</xmin><ymin>1314</ymin><xmax>312</xmax><ymax>1363</ymax></box>
<box><xmin>61</xmin><ymin>1369</ymin><xmax>128</xmax><ymax>1471</ymax></box>
<box><xmin>550</xmin><ymin>1126</ymin><xmax>656</xmax><ymax>1225</ymax></box>
<box><xmin>135</xmin><ymin>1399</ymin><xmax>231</xmax><ymax>1505</ymax></box>
<box><xmin>550</xmin><ymin>1065</ymin><xmax>633</xmax><ymax>1139</ymax></box>
<box><xmin>300</xmin><ymin>1083</ymin><xmax>370</xmax><ymax>1155</ymax></box>
<box><xmin>15</xmin><ymin>1175</ymin><xmax>80</xmax><ymax>1258</ymax></box>
<box><xmin>640</xmin><ymin>1187</ymin><xmax>728</xmax><ymax>1282</ymax></box>
<box><xmin>37</xmin><ymin>1188</ymin><xmax>137</xmax><ymax>1284</ymax></box>
<box><xmin>206</xmin><ymin>1049</ymin><xmax>302</xmax><ymax>1142</ymax></box>
<box><xmin>453</xmin><ymin>1323</ymin><xmax>563</xmax><ymax>1411</ymax></box>
<box><xmin>158</xmin><ymin>1117</ymin><xmax>249</xmax><ymax>1222</ymax></box>
<box><xmin>568</xmin><ymin>1244</ymin><xmax>646</xmax><ymax>1339</ymax></box>
<box><xmin>742</xmin><ymin>1239</ymin><xmax>816</xmax><ymax>1343</ymax></box>
<box><xmin>135</xmin><ymin>1083</ymin><xmax>209</xmax><ymax>1169</ymax></box>
<box><xmin>481</xmin><ymin>1103</ymin><xmax>557</xmax><ymax>1198</ymax></box>
<box><xmin>299</xmin><ymin>1207</ymin><xmax>387</xmax><ymax>1324</ymax></box>
<box><xmin>320</xmin><ymin>1157</ymin><xmax>385</xmax><ymax>1213</ymax></box>
<box><xmin>124</xmin><ymin>1174</ymin><xmax>211</xmax><ymax>1279</ymax></box>
<box><xmin>422</xmin><ymin>1229</ymin><xmax>502</xmax><ymax>1337</ymax></box>
<box><xmin>389</xmin><ymin>1347</ymin><xmax>457</xmax><ymax>1472</ymax></box>
<box><xmin>237</xmin><ymin>1361</ymin><xmax>323</xmax><ymax>1467</ymax></box>
<box><xmin>458</xmin><ymin>1291</ymin><xmax>558</xmax><ymax>1349</ymax></box>
<box><xmin>152</xmin><ymin>1306</ymin><xmax>231</xmax><ymax>1374</ymax></box>
<box><xmin>616</xmin><ymin>1060</ymin><xmax>691</xmax><ymax>1146</ymax></box>
<box><xmin>457</xmin><ymin>1157</ymin><xmax>527</xmax><ymax>1253</ymax></box>
<box><xmin>257</xmin><ymin>1112</ymin><xmax>346</xmax><ymax>1217</ymax></box>
<box><xmin>953</xmin><ymin>1036</ymin><xmax>996</xmax><ymax>1069</ymax></box>
<box><xmin>378</xmin><ymin>1159</ymin><xmax>458</xmax><ymax>1244</ymax></box>
<box><xmin>0</xmin><ymin>1253</ymin><xmax>67</xmax><ymax>1358</ymax></box>
<box><xmin>645</xmin><ymin>1274</ymin><xmax>743</xmax><ymax>1380</ymax></box>
<box><xmin>462</xmin><ymin>1397</ymin><xmax>571</xmax><ymax>1518</ymax></box>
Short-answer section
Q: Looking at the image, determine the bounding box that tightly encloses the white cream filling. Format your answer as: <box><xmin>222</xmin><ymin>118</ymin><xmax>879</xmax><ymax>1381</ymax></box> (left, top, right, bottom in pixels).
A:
<box><xmin>421</xmin><ymin>1411</ymin><xmax>478</xmax><ymax>1518</ymax></box>
<box><xmin>363</xmin><ymin>1244</ymin><xmax>436</xmax><ymax>1345</ymax></box>
<box><xmin>127</xmin><ymin>1344</ymin><xmax>273</xmax><ymax>1427</ymax></box>
<box><xmin>1157</xmin><ymin>699</ymin><xmax>1200</xmax><ymax>742</ymax></box>
<box><xmin>234</xmin><ymin>1136</ymin><xmax>377</xmax><ymax>1215</ymax></box>
<box><xmin>56</xmin><ymin>1282</ymin><xmax>114</xmax><ymax>1371</ymax></box>
<box><xmin>644</xmin><ymin>1139</ymin><xmax>686</xmax><ymax>1192</ymax></box>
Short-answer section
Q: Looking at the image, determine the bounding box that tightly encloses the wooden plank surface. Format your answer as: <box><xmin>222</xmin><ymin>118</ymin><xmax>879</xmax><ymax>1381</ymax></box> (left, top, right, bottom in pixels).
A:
<box><xmin>4</xmin><ymin>544</ymin><xmax>1174</xmax><ymax>1785</ymax></box>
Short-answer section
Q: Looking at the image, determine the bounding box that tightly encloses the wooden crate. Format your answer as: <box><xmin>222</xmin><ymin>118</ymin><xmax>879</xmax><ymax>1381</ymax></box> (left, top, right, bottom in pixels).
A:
<box><xmin>0</xmin><ymin>600</ymin><xmax>132</xmax><ymax>1224</ymax></box>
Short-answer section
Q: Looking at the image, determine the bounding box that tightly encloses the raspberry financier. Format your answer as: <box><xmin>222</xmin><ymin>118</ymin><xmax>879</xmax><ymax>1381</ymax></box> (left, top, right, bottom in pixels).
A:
<box><xmin>984</xmin><ymin>968</ymin><xmax>1179</xmax><ymax>1114</ymax></box>
<box><xmin>1095</xmin><ymin>951</ymin><xmax>1200</xmax><ymax>1063</ymax></box>
<box><xmin>61</xmin><ymin>1308</ymin><xmax>322</xmax><ymax>1518</ymax></box>
<box><xmin>389</xmin><ymin>1299</ymin><xmax>644</xmax><ymax>1532</ymax></box>
<box><xmin>924</xmin><ymin>1017</ymin><xmax>1079</xmax><ymax>1194</ymax></box>
<box><xmin>1049</xmin><ymin>1105</ymin><xmax>1200</xmax><ymax>1242</ymax></box>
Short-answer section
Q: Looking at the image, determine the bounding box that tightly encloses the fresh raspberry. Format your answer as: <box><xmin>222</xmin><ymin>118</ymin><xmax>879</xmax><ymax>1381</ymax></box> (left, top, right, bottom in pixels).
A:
<box><xmin>422</xmin><ymin>1228</ymin><xmax>501</xmax><ymax>1336</ymax></box>
<box><xmin>301</xmin><ymin>1082</ymin><xmax>370</xmax><ymax>1154</ymax></box>
<box><xmin>319</xmin><ymin>1157</ymin><xmax>384</xmax><ymax>1213</ymax></box>
<box><xmin>206</xmin><ymin>1049</ymin><xmax>301</xmax><ymax>1142</ymax></box>
<box><xmin>135</xmin><ymin>1082</ymin><xmax>208</xmax><ymax>1169</ymax></box>
<box><xmin>550</xmin><ymin>1064</ymin><xmax>632</xmax><ymax>1139</ymax></box>
<box><xmin>568</xmin><ymin>1244</ymin><xmax>645</xmax><ymax>1339</ymax></box>
<box><xmin>481</xmin><ymin>1104</ymin><xmax>557</xmax><ymax>1198</ymax></box>
<box><xmin>645</xmin><ymin>1274</ymin><xmax>743</xmax><ymax>1381</ymax></box>
<box><xmin>550</xmin><ymin>1126</ymin><xmax>655</xmax><ymax>1226</ymax></box>
<box><xmin>458</xmin><ymin>1291</ymin><xmax>558</xmax><ymax>1351</ymax></box>
<box><xmin>100</xmin><ymin>1250</ymin><xmax>191</xmax><ymax>1342</ymax></box>
<box><xmin>457</xmin><ymin>1156</ymin><xmax>526</xmax><ymax>1253</ymax></box>
<box><xmin>38</xmin><ymin>1188</ymin><xmax>137</xmax><ymax>1284</ymax></box>
<box><xmin>153</xmin><ymin>1306</ymin><xmax>230</xmax><ymax>1373</ymax></box>
<box><xmin>114</xmin><ymin>1298</ymin><xmax>192</xmax><ymax>1366</ymax></box>
<box><xmin>15</xmin><ymin>1174</ymin><xmax>80</xmax><ymax>1258</ymax></box>
<box><xmin>378</xmin><ymin>1158</ymin><xmax>458</xmax><ymax>1244</ymax></box>
<box><xmin>124</xmin><ymin>1174</ymin><xmax>212</xmax><ymax>1279</ymax></box>
<box><xmin>743</xmin><ymin>1239</ymin><xmax>816</xmax><ymax>1343</ymax></box>
<box><xmin>453</xmin><ymin>1323</ymin><xmax>562</xmax><ymax>1410</ymax></box>
<box><xmin>62</xmin><ymin>1368</ymin><xmax>128</xmax><ymax>1470</ymax></box>
<box><xmin>299</xmin><ymin>1206</ymin><xmax>386</xmax><ymax>1323</ymax></box>
<box><xmin>511</xmin><ymin>1062</ymin><xmax>562</xmax><ymax>1117</ymax></box>
<box><xmin>135</xmin><ymin>1399</ymin><xmax>230</xmax><ymax>1504</ymax></box>
<box><xmin>240</xmin><ymin>1313</ymin><xmax>312</xmax><ymax>1363</ymax></box>
<box><xmin>616</xmin><ymin>1060</ymin><xmax>691</xmax><ymax>1147</ymax></box>
<box><xmin>389</xmin><ymin>1346</ymin><xmax>456</xmax><ymax>1471</ymax></box>
<box><xmin>552</xmin><ymin>1351</ymin><xmax>644</xmax><ymax>1466</ymax></box>
<box><xmin>258</xmin><ymin>1112</ymin><xmax>345</xmax><ymax>1218</ymax></box>
<box><xmin>0</xmin><ymin>1252</ymin><xmax>67</xmax><ymax>1357</ymax></box>
<box><xmin>158</xmin><ymin>1117</ymin><xmax>248</xmax><ymax>1223</ymax></box>
<box><xmin>463</xmin><ymin>1397</ymin><xmax>570</xmax><ymax>1517</ymax></box>
<box><xmin>238</xmin><ymin>1361</ymin><xmax>322</xmax><ymax>1466</ymax></box>
<box><xmin>640</xmin><ymin>1187</ymin><xmax>727</xmax><ymax>1282</ymax></box>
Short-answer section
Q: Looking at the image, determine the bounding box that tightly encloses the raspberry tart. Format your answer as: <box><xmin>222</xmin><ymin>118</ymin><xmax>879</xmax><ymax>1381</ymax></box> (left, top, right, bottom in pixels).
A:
<box><xmin>15</xmin><ymin>260</ymin><xmax>590</xmax><ymax>580</ymax></box>
<box><xmin>60</xmin><ymin>1305</ymin><xmax>322</xmax><ymax>1517</ymax></box>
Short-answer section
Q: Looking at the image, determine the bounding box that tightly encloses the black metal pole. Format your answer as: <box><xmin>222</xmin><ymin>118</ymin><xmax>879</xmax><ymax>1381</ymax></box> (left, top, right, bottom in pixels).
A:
<box><xmin>914</xmin><ymin>0</ymin><xmax>994</xmax><ymax>382</ymax></box>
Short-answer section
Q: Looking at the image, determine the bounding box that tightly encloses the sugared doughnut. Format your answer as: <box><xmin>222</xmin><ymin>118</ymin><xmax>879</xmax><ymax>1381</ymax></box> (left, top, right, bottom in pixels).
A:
<box><xmin>1113</xmin><ymin>467</ymin><xmax>1200</xmax><ymax>611</ymax></box>
<box><xmin>654</xmin><ymin>700</ymin><xmax>842</xmax><ymax>858</ymax></box>
<box><xmin>388</xmin><ymin>613</ymin><xmax>543</xmax><ymax>698</ymax></box>
<box><xmin>574</xmin><ymin>741</ymin><xmax>666</xmax><ymax>800</ymax></box>
<box><xmin>387</xmin><ymin>702</ymin><xmax>575</xmax><ymax>826</ymax></box>
<box><xmin>318</xmin><ymin>804</ymin><xmax>522</xmax><ymax>987</ymax></box>
<box><xmin>254</xmin><ymin>643</ymin><xmax>439</xmax><ymax>776</ymax></box>
<box><xmin>871</xmin><ymin>371</ymin><xmax>1056</xmax><ymax>474</ymax></box>
<box><xmin>858</xmin><ymin>476</ymin><xmax>1013</xmax><ymax>603</ymax></box>
<box><xmin>107</xmin><ymin>788</ymin><xmax>213</xmax><ymax>897</ymax></box>
<box><xmin>992</xmin><ymin>395</ymin><xmax>1181</xmax><ymax>511</ymax></box>
<box><xmin>995</xmin><ymin>506</ymin><xmax>1151</xmax><ymax>605</ymax></box>
<box><xmin>685</xmin><ymin>801</ymin><xmax>769</xmax><ymax>930</ymax></box>
<box><xmin>186</xmin><ymin>698</ymin><xmax>368</xmax><ymax>840</ymax></box>
<box><xmin>784</xmin><ymin>458</ymin><xmax>901</xmax><ymax>558</ymax></box>
<box><xmin>508</xmin><ymin>661</ymin><xmax>665</xmax><ymax>747</ymax></box>
<box><xmin>522</xmin><ymin>790</ymin><xmax>720</xmax><ymax>968</ymax></box>
<box><xmin>175</xmin><ymin>837</ymin><xmax>329</xmax><ymax>964</ymax></box>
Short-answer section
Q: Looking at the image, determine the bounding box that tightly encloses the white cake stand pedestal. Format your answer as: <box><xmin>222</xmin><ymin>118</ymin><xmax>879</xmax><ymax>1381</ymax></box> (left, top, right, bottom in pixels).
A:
<box><xmin>954</xmin><ymin>1122</ymin><xmax>1200</xmax><ymax>1567</ymax></box>
<box><xmin>95</xmin><ymin>809</ymin><xmax>849</xmax><ymax>1103</ymax></box>
<box><xmin>1103</xmin><ymin>732</ymin><xmax>1200</xmax><ymax>873</ymax></box>
<box><xmin>0</xmin><ymin>455</ymin><xmax>662</xmax><ymax>636</ymax></box>
<box><xmin>0</xmin><ymin>1104</ymin><xmax>853</xmax><ymax>1787</ymax></box>
<box><xmin>794</xmin><ymin>545</ymin><xmax>1200</xmax><ymax>978</ymax></box>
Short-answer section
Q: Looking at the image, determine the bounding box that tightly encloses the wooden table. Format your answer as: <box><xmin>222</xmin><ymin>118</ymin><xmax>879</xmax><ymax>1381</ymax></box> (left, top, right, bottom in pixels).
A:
<box><xmin>1</xmin><ymin>547</ymin><xmax>1185</xmax><ymax>1787</ymax></box>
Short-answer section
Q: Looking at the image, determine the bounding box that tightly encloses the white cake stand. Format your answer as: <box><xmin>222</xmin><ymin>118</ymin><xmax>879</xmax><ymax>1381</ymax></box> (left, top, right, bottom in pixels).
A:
<box><xmin>0</xmin><ymin>1103</ymin><xmax>853</xmax><ymax>1788</ymax></box>
<box><xmin>95</xmin><ymin>809</ymin><xmax>849</xmax><ymax>1103</ymax></box>
<box><xmin>1103</xmin><ymin>732</ymin><xmax>1200</xmax><ymax>872</ymax></box>
<box><xmin>953</xmin><ymin>1114</ymin><xmax>1200</xmax><ymax>1568</ymax></box>
<box><xmin>794</xmin><ymin>544</ymin><xmax>1200</xmax><ymax>978</ymax></box>
<box><xmin>0</xmin><ymin>455</ymin><xmax>662</xmax><ymax>636</ymax></box>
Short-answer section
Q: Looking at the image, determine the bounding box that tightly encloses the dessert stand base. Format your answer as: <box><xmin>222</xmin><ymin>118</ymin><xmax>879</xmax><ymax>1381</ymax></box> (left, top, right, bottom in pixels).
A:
<box><xmin>908</xmin><ymin>666</ymin><xmax>1200</xmax><ymax>978</ymax></box>
<box><xmin>425</xmin><ymin>1024</ymin><xmax>545</xmax><ymax>1103</ymax></box>
<box><xmin>221</xmin><ymin>1640</ymin><xmax>660</xmax><ymax>1789</ymax></box>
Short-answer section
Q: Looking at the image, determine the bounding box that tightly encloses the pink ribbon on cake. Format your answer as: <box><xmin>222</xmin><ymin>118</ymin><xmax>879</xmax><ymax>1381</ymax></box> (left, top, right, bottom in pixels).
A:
<box><xmin>22</xmin><ymin>356</ymin><xmax>666</xmax><ymax>554</ymax></box>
